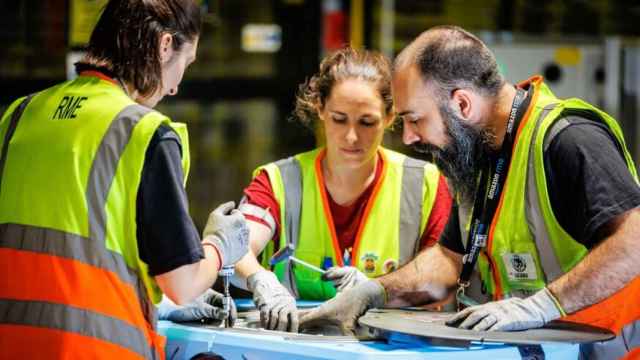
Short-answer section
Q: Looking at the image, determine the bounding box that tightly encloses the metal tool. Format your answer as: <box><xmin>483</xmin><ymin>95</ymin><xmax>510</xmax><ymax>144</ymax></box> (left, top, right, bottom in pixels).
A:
<box><xmin>218</xmin><ymin>265</ymin><xmax>235</xmax><ymax>328</ymax></box>
<box><xmin>269</xmin><ymin>244</ymin><xmax>326</xmax><ymax>274</ymax></box>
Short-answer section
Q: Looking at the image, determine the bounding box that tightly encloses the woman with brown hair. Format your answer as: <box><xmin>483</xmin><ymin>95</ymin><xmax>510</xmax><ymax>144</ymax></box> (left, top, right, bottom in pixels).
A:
<box><xmin>0</xmin><ymin>1</ymin><xmax>248</xmax><ymax>358</ymax></box>
<box><xmin>232</xmin><ymin>48</ymin><xmax>452</xmax><ymax>332</ymax></box>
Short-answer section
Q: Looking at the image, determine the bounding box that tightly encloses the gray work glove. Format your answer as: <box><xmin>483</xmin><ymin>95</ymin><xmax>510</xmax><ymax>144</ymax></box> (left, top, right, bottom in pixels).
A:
<box><xmin>247</xmin><ymin>270</ymin><xmax>298</xmax><ymax>332</ymax></box>
<box><xmin>203</xmin><ymin>201</ymin><xmax>250</xmax><ymax>267</ymax></box>
<box><xmin>446</xmin><ymin>287</ymin><xmax>564</xmax><ymax>331</ymax></box>
<box><xmin>299</xmin><ymin>280</ymin><xmax>386</xmax><ymax>335</ymax></box>
<box><xmin>322</xmin><ymin>266</ymin><xmax>369</xmax><ymax>292</ymax></box>
<box><xmin>157</xmin><ymin>289</ymin><xmax>238</xmax><ymax>326</ymax></box>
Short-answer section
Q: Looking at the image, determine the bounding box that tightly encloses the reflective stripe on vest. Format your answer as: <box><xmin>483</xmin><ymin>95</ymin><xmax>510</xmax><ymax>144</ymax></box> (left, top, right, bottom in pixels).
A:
<box><xmin>88</xmin><ymin>105</ymin><xmax>151</xmax><ymax>244</ymax></box>
<box><xmin>0</xmin><ymin>94</ymin><xmax>34</xmax><ymax>193</ymax></box>
<box><xmin>525</xmin><ymin>104</ymin><xmax>565</xmax><ymax>283</ymax></box>
<box><xmin>273</xmin><ymin>150</ymin><xmax>429</xmax><ymax>298</ymax></box>
<box><xmin>274</xmin><ymin>156</ymin><xmax>303</xmax><ymax>298</ymax></box>
<box><xmin>0</xmin><ymin>298</ymin><xmax>152</xmax><ymax>359</ymax></box>
<box><xmin>398</xmin><ymin>157</ymin><xmax>427</xmax><ymax>263</ymax></box>
<box><xmin>0</xmin><ymin>103</ymin><xmax>162</xmax><ymax>359</ymax></box>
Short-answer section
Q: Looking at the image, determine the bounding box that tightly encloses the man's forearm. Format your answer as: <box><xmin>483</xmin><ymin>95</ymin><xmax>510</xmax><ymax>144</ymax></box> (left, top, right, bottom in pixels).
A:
<box><xmin>378</xmin><ymin>243</ymin><xmax>461</xmax><ymax>307</ymax></box>
<box><xmin>548</xmin><ymin>208</ymin><xmax>640</xmax><ymax>313</ymax></box>
<box><xmin>155</xmin><ymin>245</ymin><xmax>220</xmax><ymax>305</ymax></box>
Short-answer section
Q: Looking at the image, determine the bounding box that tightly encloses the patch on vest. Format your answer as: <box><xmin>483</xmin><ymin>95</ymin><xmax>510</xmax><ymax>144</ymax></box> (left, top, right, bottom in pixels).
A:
<box><xmin>383</xmin><ymin>259</ymin><xmax>398</xmax><ymax>274</ymax></box>
<box><xmin>502</xmin><ymin>253</ymin><xmax>538</xmax><ymax>281</ymax></box>
<box><xmin>361</xmin><ymin>253</ymin><xmax>379</xmax><ymax>274</ymax></box>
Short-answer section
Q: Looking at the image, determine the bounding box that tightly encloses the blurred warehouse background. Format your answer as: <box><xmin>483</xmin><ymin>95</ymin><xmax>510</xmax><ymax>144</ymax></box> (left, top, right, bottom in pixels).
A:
<box><xmin>1</xmin><ymin>0</ymin><xmax>640</xmax><ymax>229</ymax></box>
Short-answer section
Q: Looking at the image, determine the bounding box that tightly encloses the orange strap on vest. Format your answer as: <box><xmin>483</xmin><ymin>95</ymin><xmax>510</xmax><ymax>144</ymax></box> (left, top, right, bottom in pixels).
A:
<box><xmin>562</xmin><ymin>276</ymin><xmax>640</xmax><ymax>334</ymax></box>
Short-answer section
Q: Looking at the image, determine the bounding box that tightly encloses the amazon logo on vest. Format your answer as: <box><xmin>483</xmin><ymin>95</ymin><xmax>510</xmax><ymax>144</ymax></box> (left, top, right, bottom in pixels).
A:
<box><xmin>52</xmin><ymin>96</ymin><xmax>88</xmax><ymax>120</ymax></box>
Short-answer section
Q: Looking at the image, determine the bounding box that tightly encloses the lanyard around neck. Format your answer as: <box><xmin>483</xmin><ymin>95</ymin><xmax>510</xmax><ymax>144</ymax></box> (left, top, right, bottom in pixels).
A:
<box><xmin>457</xmin><ymin>88</ymin><xmax>527</xmax><ymax>293</ymax></box>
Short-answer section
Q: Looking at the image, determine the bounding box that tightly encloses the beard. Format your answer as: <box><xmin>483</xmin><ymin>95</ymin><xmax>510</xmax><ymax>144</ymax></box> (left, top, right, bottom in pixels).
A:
<box><xmin>412</xmin><ymin>105</ymin><xmax>495</xmax><ymax>206</ymax></box>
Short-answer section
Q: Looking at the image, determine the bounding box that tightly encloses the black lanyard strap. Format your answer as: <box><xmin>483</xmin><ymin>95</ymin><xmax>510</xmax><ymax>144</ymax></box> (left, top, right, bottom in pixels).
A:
<box><xmin>457</xmin><ymin>88</ymin><xmax>527</xmax><ymax>289</ymax></box>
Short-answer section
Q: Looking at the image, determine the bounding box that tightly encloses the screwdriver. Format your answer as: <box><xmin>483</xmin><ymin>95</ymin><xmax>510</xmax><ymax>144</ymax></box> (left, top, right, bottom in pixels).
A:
<box><xmin>218</xmin><ymin>265</ymin><xmax>235</xmax><ymax>328</ymax></box>
<box><xmin>269</xmin><ymin>243</ymin><xmax>326</xmax><ymax>274</ymax></box>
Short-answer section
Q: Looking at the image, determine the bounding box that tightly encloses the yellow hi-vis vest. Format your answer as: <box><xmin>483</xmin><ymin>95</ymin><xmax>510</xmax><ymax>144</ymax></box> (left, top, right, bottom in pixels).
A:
<box><xmin>257</xmin><ymin>147</ymin><xmax>440</xmax><ymax>300</ymax></box>
<box><xmin>0</xmin><ymin>74</ymin><xmax>190</xmax><ymax>359</ymax></box>
<box><xmin>461</xmin><ymin>76</ymin><xmax>637</xmax><ymax>303</ymax></box>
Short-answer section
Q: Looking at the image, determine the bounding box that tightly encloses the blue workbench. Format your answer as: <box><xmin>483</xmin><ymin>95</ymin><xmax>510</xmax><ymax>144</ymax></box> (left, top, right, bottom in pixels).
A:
<box><xmin>159</xmin><ymin>320</ymin><xmax>579</xmax><ymax>359</ymax></box>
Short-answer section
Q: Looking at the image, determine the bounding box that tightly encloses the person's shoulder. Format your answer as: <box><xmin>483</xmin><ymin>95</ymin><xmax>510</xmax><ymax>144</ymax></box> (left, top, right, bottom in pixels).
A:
<box><xmin>250</xmin><ymin>150</ymin><xmax>311</xmax><ymax>178</ymax></box>
<box><xmin>1</xmin><ymin>96</ymin><xmax>29</xmax><ymax>120</ymax></box>
<box><xmin>293</xmin><ymin>148</ymin><xmax>322</xmax><ymax>162</ymax></box>
<box><xmin>546</xmin><ymin>114</ymin><xmax>617</xmax><ymax>153</ymax></box>
<box><xmin>381</xmin><ymin>148</ymin><xmax>439</xmax><ymax>173</ymax></box>
<box><xmin>5</xmin><ymin>80</ymin><xmax>72</xmax><ymax>115</ymax></box>
<box><xmin>155</xmin><ymin>123</ymin><xmax>181</xmax><ymax>142</ymax></box>
<box><xmin>146</xmin><ymin>124</ymin><xmax>182</xmax><ymax>159</ymax></box>
<box><xmin>380</xmin><ymin>147</ymin><xmax>415</xmax><ymax>165</ymax></box>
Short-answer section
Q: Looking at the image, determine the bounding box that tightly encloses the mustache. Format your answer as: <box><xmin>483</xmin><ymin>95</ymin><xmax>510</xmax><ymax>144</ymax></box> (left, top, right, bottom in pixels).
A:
<box><xmin>412</xmin><ymin>142</ymin><xmax>439</xmax><ymax>155</ymax></box>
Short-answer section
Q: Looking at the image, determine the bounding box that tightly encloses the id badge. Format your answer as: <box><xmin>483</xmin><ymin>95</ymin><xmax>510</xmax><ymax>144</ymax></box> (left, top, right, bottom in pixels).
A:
<box><xmin>502</xmin><ymin>253</ymin><xmax>538</xmax><ymax>281</ymax></box>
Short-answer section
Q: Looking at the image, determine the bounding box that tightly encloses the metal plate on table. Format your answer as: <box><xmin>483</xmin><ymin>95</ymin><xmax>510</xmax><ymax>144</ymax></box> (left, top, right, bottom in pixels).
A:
<box><xmin>190</xmin><ymin>310</ymin><xmax>378</xmax><ymax>342</ymax></box>
<box><xmin>358</xmin><ymin>308</ymin><xmax>615</xmax><ymax>345</ymax></box>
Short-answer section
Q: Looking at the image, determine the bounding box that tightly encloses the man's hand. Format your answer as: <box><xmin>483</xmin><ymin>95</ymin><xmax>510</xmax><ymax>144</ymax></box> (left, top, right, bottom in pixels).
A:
<box><xmin>322</xmin><ymin>266</ymin><xmax>369</xmax><ymax>292</ymax></box>
<box><xmin>158</xmin><ymin>289</ymin><xmax>237</xmax><ymax>326</ymax></box>
<box><xmin>299</xmin><ymin>280</ymin><xmax>386</xmax><ymax>335</ymax></box>
<box><xmin>203</xmin><ymin>201</ymin><xmax>250</xmax><ymax>267</ymax></box>
<box><xmin>446</xmin><ymin>287</ymin><xmax>564</xmax><ymax>331</ymax></box>
<box><xmin>247</xmin><ymin>271</ymin><xmax>298</xmax><ymax>332</ymax></box>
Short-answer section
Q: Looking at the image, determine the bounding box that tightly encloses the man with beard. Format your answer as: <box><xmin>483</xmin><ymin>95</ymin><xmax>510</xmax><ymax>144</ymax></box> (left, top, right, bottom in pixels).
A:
<box><xmin>299</xmin><ymin>25</ymin><xmax>640</xmax><ymax>359</ymax></box>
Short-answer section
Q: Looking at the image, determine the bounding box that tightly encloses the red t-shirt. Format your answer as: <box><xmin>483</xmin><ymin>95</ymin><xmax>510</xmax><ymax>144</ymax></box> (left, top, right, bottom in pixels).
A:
<box><xmin>242</xmin><ymin>156</ymin><xmax>452</xmax><ymax>256</ymax></box>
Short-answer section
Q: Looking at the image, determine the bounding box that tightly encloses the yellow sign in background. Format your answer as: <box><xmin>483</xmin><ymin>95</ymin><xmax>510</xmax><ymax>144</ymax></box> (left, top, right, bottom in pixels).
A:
<box><xmin>554</xmin><ymin>47</ymin><xmax>582</xmax><ymax>67</ymax></box>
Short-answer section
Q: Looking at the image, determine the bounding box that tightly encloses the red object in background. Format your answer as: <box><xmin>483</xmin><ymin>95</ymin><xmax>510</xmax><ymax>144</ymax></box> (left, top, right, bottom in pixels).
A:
<box><xmin>322</xmin><ymin>1</ymin><xmax>348</xmax><ymax>52</ymax></box>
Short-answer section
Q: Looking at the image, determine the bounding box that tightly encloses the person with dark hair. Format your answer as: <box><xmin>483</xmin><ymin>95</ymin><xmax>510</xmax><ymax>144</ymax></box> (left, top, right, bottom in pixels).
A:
<box><xmin>0</xmin><ymin>1</ymin><xmax>248</xmax><ymax>358</ymax></box>
<box><xmin>221</xmin><ymin>47</ymin><xmax>451</xmax><ymax>333</ymax></box>
<box><xmin>300</xmin><ymin>26</ymin><xmax>640</xmax><ymax>359</ymax></box>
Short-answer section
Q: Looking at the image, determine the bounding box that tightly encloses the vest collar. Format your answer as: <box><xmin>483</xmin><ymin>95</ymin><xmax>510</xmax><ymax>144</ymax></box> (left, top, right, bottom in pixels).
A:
<box><xmin>516</xmin><ymin>75</ymin><xmax>544</xmax><ymax>91</ymax></box>
<box><xmin>79</xmin><ymin>70</ymin><xmax>119</xmax><ymax>86</ymax></box>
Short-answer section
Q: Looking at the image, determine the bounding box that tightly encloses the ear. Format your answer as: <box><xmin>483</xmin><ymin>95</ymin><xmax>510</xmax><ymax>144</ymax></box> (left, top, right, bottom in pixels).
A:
<box><xmin>451</xmin><ymin>88</ymin><xmax>474</xmax><ymax>120</ymax></box>
<box><xmin>159</xmin><ymin>33</ymin><xmax>174</xmax><ymax>64</ymax></box>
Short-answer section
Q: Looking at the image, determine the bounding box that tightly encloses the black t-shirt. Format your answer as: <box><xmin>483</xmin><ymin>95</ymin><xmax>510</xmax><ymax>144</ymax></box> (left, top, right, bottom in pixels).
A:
<box><xmin>136</xmin><ymin>125</ymin><xmax>204</xmax><ymax>276</ymax></box>
<box><xmin>440</xmin><ymin>106</ymin><xmax>640</xmax><ymax>254</ymax></box>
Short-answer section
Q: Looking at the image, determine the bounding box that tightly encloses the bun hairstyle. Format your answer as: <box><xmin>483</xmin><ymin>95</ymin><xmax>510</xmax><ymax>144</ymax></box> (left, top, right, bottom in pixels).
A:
<box><xmin>294</xmin><ymin>47</ymin><xmax>393</xmax><ymax>129</ymax></box>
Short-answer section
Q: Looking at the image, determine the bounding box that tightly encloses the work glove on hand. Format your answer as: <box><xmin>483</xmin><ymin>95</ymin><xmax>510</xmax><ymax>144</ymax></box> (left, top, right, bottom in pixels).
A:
<box><xmin>157</xmin><ymin>289</ymin><xmax>238</xmax><ymax>326</ymax></box>
<box><xmin>322</xmin><ymin>266</ymin><xmax>369</xmax><ymax>292</ymax></box>
<box><xmin>299</xmin><ymin>279</ymin><xmax>386</xmax><ymax>335</ymax></box>
<box><xmin>203</xmin><ymin>201</ymin><xmax>250</xmax><ymax>267</ymax></box>
<box><xmin>446</xmin><ymin>287</ymin><xmax>564</xmax><ymax>331</ymax></box>
<box><xmin>247</xmin><ymin>270</ymin><xmax>298</xmax><ymax>332</ymax></box>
